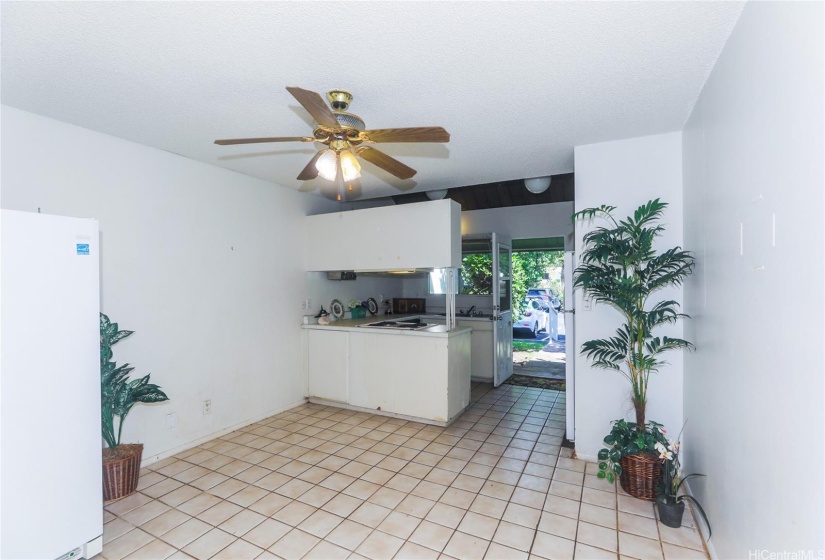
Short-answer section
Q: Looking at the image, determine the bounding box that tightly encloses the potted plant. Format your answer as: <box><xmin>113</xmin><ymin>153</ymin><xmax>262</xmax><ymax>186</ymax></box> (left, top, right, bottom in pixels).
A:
<box><xmin>574</xmin><ymin>199</ymin><xmax>694</xmax><ymax>500</ymax></box>
<box><xmin>655</xmin><ymin>434</ymin><xmax>711</xmax><ymax>534</ymax></box>
<box><xmin>100</xmin><ymin>313</ymin><xmax>169</xmax><ymax>502</ymax></box>
<box><xmin>348</xmin><ymin>300</ymin><xmax>367</xmax><ymax>319</ymax></box>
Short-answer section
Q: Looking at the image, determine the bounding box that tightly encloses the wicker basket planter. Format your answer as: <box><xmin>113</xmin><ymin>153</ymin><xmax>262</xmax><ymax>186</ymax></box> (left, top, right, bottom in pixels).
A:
<box><xmin>619</xmin><ymin>452</ymin><xmax>662</xmax><ymax>501</ymax></box>
<box><xmin>102</xmin><ymin>443</ymin><xmax>143</xmax><ymax>503</ymax></box>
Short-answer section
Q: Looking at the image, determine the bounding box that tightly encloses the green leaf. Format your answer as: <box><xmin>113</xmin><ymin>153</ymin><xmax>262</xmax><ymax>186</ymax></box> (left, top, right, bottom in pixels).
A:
<box><xmin>613</xmin><ymin>463</ymin><xmax>622</xmax><ymax>474</ymax></box>
<box><xmin>598</xmin><ymin>449</ymin><xmax>609</xmax><ymax>460</ymax></box>
<box><xmin>609</xmin><ymin>449</ymin><xmax>621</xmax><ymax>462</ymax></box>
<box><xmin>606</xmin><ymin>472</ymin><xmax>615</xmax><ymax>484</ymax></box>
<box><xmin>597</xmin><ymin>471</ymin><xmax>606</xmax><ymax>479</ymax></box>
<box><xmin>598</xmin><ymin>462</ymin><xmax>608</xmax><ymax>471</ymax></box>
<box><xmin>100</xmin><ymin>313</ymin><xmax>169</xmax><ymax>445</ymax></box>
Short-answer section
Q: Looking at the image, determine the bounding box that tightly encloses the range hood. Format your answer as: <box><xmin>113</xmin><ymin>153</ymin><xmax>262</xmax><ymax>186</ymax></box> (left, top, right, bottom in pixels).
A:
<box><xmin>354</xmin><ymin>269</ymin><xmax>431</xmax><ymax>277</ymax></box>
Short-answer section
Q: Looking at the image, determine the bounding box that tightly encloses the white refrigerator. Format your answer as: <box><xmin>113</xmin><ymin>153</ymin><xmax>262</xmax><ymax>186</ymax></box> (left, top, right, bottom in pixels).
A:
<box><xmin>1</xmin><ymin>210</ymin><xmax>103</xmax><ymax>559</ymax></box>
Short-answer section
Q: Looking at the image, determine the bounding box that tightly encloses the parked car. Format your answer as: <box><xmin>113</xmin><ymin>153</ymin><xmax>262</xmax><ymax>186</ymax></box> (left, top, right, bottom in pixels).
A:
<box><xmin>514</xmin><ymin>299</ymin><xmax>548</xmax><ymax>338</ymax></box>
<box><xmin>526</xmin><ymin>288</ymin><xmax>561</xmax><ymax>310</ymax></box>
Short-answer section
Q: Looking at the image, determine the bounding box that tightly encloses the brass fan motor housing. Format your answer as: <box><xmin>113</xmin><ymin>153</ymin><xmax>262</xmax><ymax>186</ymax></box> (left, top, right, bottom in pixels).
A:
<box><xmin>326</xmin><ymin>89</ymin><xmax>353</xmax><ymax>111</ymax></box>
<box><xmin>313</xmin><ymin>109</ymin><xmax>366</xmax><ymax>146</ymax></box>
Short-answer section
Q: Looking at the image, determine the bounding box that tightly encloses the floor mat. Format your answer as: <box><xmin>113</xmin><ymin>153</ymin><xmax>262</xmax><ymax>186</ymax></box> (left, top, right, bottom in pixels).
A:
<box><xmin>505</xmin><ymin>374</ymin><xmax>566</xmax><ymax>391</ymax></box>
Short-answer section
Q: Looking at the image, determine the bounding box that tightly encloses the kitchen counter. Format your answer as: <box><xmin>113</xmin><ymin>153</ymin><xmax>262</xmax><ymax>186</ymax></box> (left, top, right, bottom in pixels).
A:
<box><xmin>303</xmin><ymin>314</ymin><xmax>472</xmax><ymax>425</ymax></box>
<box><xmin>420</xmin><ymin>313</ymin><xmax>494</xmax><ymax>323</ymax></box>
<box><xmin>303</xmin><ymin>315</ymin><xmax>473</xmax><ymax>336</ymax></box>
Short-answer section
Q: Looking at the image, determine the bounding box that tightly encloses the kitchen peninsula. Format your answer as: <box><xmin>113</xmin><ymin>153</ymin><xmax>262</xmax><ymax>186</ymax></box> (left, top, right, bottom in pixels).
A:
<box><xmin>303</xmin><ymin>316</ymin><xmax>472</xmax><ymax>426</ymax></box>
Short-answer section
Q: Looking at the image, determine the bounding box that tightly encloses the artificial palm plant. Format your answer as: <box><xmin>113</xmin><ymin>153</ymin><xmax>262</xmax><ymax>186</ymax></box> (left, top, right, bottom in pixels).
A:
<box><xmin>573</xmin><ymin>199</ymin><xmax>694</xmax><ymax>429</ymax></box>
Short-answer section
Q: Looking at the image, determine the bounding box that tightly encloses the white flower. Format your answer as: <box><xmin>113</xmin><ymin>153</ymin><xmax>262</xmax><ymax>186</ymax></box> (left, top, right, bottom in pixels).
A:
<box><xmin>659</xmin><ymin>449</ymin><xmax>673</xmax><ymax>461</ymax></box>
<box><xmin>654</xmin><ymin>442</ymin><xmax>667</xmax><ymax>454</ymax></box>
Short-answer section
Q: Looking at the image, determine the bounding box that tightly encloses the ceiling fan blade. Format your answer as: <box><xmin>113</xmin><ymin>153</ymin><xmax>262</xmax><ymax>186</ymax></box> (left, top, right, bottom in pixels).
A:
<box><xmin>297</xmin><ymin>151</ymin><xmax>324</xmax><ymax>181</ymax></box>
<box><xmin>214</xmin><ymin>136</ymin><xmax>312</xmax><ymax>145</ymax></box>
<box><xmin>286</xmin><ymin>86</ymin><xmax>340</xmax><ymax>129</ymax></box>
<box><xmin>357</xmin><ymin>147</ymin><xmax>417</xmax><ymax>180</ymax></box>
<box><xmin>363</xmin><ymin>127</ymin><xmax>450</xmax><ymax>144</ymax></box>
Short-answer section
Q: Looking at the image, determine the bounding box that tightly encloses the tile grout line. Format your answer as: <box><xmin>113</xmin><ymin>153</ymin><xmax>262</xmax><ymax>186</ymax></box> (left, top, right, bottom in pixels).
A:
<box><xmin>102</xmin><ymin>385</ymin><xmax>669</xmax><ymax>560</ymax></box>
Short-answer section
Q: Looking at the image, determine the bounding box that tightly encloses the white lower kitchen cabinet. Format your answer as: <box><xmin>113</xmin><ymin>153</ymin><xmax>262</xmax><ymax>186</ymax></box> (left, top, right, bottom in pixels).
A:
<box><xmin>307</xmin><ymin>329</ymin><xmax>349</xmax><ymax>403</ymax></box>
<box><xmin>457</xmin><ymin>319</ymin><xmax>494</xmax><ymax>382</ymax></box>
<box><xmin>304</xmin><ymin>319</ymin><xmax>472</xmax><ymax>425</ymax></box>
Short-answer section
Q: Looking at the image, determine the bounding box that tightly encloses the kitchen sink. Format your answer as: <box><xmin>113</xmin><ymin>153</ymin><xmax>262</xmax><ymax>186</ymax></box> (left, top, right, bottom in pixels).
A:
<box><xmin>428</xmin><ymin>312</ymin><xmax>490</xmax><ymax>318</ymax></box>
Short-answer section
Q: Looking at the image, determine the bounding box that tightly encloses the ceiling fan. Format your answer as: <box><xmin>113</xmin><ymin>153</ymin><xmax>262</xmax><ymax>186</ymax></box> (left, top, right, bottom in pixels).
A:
<box><xmin>215</xmin><ymin>87</ymin><xmax>450</xmax><ymax>182</ymax></box>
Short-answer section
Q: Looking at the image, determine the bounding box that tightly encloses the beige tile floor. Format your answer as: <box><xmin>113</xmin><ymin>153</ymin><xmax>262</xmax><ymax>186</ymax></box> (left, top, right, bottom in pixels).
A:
<box><xmin>96</xmin><ymin>383</ymin><xmax>710</xmax><ymax>560</ymax></box>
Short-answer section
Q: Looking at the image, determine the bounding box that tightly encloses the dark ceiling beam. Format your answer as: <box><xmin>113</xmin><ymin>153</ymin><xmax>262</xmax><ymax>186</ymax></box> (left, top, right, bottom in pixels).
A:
<box><xmin>391</xmin><ymin>173</ymin><xmax>574</xmax><ymax>210</ymax></box>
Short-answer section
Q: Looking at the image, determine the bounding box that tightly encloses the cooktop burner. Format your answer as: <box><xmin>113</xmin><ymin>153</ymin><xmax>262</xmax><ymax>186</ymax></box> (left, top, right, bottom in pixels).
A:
<box><xmin>357</xmin><ymin>320</ymin><xmax>431</xmax><ymax>330</ymax></box>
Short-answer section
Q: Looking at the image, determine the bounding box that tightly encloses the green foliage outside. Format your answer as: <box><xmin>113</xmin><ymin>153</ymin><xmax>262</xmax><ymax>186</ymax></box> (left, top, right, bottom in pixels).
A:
<box><xmin>513</xmin><ymin>340</ymin><xmax>546</xmax><ymax>352</ymax></box>
<box><xmin>459</xmin><ymin>254</ymin><xmax>493</xmax><ymax>295</ymax></box>
<box><xmin>460</xmin><ymin>250</ymin><xmax>563</xmax><ymax>314</ymax></box>
<box><xmin>512</xmin><ymin>251</ymin><xmax>563</xmax><ymax>312</ymax></box>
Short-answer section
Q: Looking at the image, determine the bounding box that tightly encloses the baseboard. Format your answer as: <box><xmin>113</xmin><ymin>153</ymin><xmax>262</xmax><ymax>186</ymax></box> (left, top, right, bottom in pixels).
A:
<box><xmin>683</xmin><ymin>478</ymin><xmax>715</xmax><ymax>558</ymax></box>
<box><xmin>139</xmin><ymin>398</ymin><xmax>307</xmax><ymax>468</ymax></box>
<box><xmin>307</xmin><ymin>397</ymin><xmax>469</xmax><ymax>428</ymax></box>
<box><xmin>573</xmin><ymin>451</ymin><xmax>599</xmax><ymax>463</ymax></box>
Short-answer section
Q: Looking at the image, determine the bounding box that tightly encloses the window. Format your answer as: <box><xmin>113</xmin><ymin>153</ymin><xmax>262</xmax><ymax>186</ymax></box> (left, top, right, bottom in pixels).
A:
<box><xmin>459</xmin><ymin>253</ymin><xmax>492</xmax><ymax>294</ymax></box>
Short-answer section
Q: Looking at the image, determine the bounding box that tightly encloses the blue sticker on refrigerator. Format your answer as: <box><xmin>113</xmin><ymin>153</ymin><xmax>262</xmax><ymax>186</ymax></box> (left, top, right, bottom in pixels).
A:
<box><xmin>76</xmin><ymin>243</ymin><xmax>90</xmax><ymax>255</ymax></box>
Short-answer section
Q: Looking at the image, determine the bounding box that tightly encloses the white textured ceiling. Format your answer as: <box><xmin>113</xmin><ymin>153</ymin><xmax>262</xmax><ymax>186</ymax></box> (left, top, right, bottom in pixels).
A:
<box><xmin>1</xmin><ymin>1</ymin><xmax>743</xmax><ymax>200</ymax></box>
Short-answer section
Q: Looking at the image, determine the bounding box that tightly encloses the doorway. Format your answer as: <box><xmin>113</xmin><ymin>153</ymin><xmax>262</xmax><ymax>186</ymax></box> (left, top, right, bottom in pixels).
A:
<box><xmin>509</xmin><ymin>238</ymin><xmax>567</xmax><ymax>388</ymax></box>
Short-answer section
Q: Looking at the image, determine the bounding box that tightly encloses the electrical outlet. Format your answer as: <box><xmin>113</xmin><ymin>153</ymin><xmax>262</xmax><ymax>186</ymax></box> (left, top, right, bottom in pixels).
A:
<box><xmin>166</xmin><ymin>412</ymin><xmax>177</xmax><ymax>429</ymax></box>
<box><xmin>300</xmin><ymin>298</ymin><xmax>312</xmax><ymax>310</ymax></box>
<box><xmin>203</xmin><ymin>400</ymin><xmax>212</xmax><ymax>415</ymax></box>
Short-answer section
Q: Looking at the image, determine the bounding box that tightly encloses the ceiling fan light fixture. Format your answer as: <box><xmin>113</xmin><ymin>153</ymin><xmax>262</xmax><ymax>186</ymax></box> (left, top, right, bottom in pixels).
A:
<box><xmin>524</xmin><ymin>176</ymin><xmax>552</xmax><ymax>194</ymax></box>
<box><xmin>339</xmin><ymin>149</ymin><xmax>362</xmax><ymax>182</ymax></box>
<box><xmin>315</xmin><ymin>149</ymin><xmax>338</xmax><ymax>181</ymax></box>
<box><xmin>426</xmin><ymin>189</ymin><xmax>449</xmax><ymax>200</ymax></box>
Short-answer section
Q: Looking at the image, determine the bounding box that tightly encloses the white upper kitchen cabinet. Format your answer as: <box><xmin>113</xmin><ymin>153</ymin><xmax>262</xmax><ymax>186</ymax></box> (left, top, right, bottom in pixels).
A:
<box><xmin>305</xmin><ymin>200</ymin><xmax>461</xmax><ymax>271</ymax></box>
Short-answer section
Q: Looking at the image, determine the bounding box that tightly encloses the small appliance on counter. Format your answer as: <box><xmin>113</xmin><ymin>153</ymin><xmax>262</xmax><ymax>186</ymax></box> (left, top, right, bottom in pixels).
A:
<box><xmin>384</xmin><ymin>299</ymin><xmax>393</xmax><ymax>315</ymax></box>
<box><xmin>393</xmin><ymin>298</ymin><xmax>426</xmax><ymax>314</ymax></box>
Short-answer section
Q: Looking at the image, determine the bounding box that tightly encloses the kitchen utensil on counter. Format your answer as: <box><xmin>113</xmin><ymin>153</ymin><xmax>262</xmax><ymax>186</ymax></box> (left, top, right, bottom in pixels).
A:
<box><xmin>314</xmin><ymin>306</ymin><xmax>329</xmax><ymax>318</ymax></box>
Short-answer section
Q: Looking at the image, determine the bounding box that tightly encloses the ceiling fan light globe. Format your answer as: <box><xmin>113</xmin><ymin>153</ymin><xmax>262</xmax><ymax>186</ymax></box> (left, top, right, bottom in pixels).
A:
<box><xmin>340</xmin><ymin>150</ymin><xmax>362</xmax><ymax>182</ymax></box>
<box><xmin>524</xmin><ymin>176</ymin><xmax>552</xmax><ymax>194</ymax></box>
<box><xmin>315</xmin><ymin>149</ymin><xmax>338</xmax><ymax>181</ymax></box>
<box><xmin>426</xmin><ymin>189</ymin><xmax>449</xmax><ymax>200</ymax></box>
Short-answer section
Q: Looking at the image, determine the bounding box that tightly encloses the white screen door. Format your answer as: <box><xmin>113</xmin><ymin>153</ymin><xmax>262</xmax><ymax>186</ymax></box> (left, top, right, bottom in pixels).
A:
<box><xmin>563</xmin><ymin>250</ymin><xmax>576</xmax><ymax>440</ymax></box>
<box><xmin>492</xmin><ymin>233</ymin><xmax>513</xmax><ymax>387</ymax></box>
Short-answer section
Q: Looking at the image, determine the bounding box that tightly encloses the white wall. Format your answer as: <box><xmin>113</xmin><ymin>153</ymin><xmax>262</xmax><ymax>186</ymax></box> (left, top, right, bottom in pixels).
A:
<box><xmin>461</xmin><ymin>202</ymin><xmax>575</xmax><ymax>250</ymax></box>
<box><xmin>0</xmin><ymin>105</ymin><xmax>339</xmax><ymax>462</ymax></box>
<box><xmin>573</xmin><ymin>131</ymin><xmax>684</xmax><ymax>460</ymax></box>
<box><xmin>682</xmin><ymin>2</ymin><xmax>824</xmax><ymax>556</ymax></box>
<box><xmin>305</xmin><ymin>273</ymin><xmax>403</xmax><ymax>319</ymax></box>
